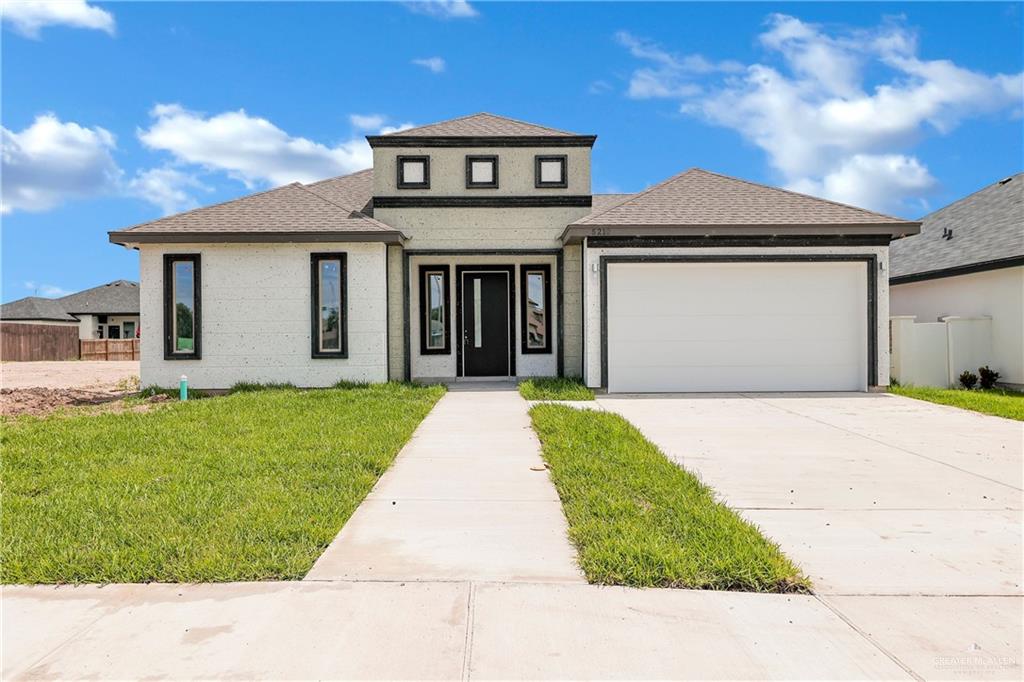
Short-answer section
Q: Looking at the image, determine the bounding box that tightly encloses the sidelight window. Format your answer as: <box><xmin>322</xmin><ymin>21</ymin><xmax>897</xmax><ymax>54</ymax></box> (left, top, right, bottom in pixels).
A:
<box><xmin>520</xmin><ymin>264</ymin><xmax>551</xmax><ymax>353</ymax></box>
<box><xmin>420</xmin><ymin>265</ymin><xmax>450</xmax><ymax>354</ymax></box>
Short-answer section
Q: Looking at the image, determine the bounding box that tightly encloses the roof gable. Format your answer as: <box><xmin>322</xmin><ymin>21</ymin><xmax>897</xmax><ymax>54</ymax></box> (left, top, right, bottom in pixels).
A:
<box><xmin>574</xmin><ymin>168</ymin><xmax>913</xmax><ymax>228</ymax></box>
<box><xmin>385</xmin><ymin>112</ymin><xmax>581</xmax><ymax>138</ymax></box>
<box><xmin>890</xmin><ymin>173</ymin><xmax>1023</xmax><ymax>279</ymax></box>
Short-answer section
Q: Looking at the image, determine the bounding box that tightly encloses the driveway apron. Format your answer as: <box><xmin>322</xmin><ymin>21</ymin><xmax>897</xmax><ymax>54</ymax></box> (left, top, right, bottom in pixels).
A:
<box><xmin>305</xmin><ymin>384</ymin><xmax>584</xmax><ymax>582</ymax></box>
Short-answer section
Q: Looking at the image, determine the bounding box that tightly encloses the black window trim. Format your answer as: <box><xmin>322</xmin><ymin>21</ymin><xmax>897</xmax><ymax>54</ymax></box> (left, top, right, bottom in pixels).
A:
<box><xmin>520</xmin><ymin>263</ymin><xmax>553</xmax><ymax>354</ymax></box>
<box><xmin>534</xmin><ymin>155</ymin><xmax>568</xmax><ymax>189</ymax></box>
<box><xmin>465</xmin><ymin>155</ymin><xmax>499</xmax><ymax>189</ymax></box>
<box><xmin>163</xmin><ymin>253</ymin><xmax>202</xmax><ymax>360</ymax></box>
<box><xmin>310</xmin><ymin>252</ymin><xmax>348</xmax><ymax>359</ymax></box>
<box><xmin>397</xmin><ymin>155</ymin><xmax>430</xmax><ymax>189</ymax></box>
<box><xmin>419</xmin><ymin>264</ymin><xmax>451</xmax><ymax>355</ymax></box>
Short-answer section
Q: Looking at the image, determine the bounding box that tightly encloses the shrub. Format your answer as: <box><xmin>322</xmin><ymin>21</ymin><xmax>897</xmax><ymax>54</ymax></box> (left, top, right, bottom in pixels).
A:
<box><xmin>959</xmin><ymin>371</ymin><xmax>979</xmax><ymax>390</ymax></box>
<box><xmin>978</xmin><ymin>366</ymin><xmax>1001</xmax><ymax>390</ymax></box>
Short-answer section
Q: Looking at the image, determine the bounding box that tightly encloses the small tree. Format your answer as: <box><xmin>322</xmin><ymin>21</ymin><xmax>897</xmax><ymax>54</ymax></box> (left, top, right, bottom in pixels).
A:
<box><xmin>958</xmin><ymin>371</ymin><xmax>978</xmax><ymax>390</ymax></box>
<box><xmin>978</xmin><ymin>366</ymin><xmax>1000</xmax><ymax>390</ymax></box>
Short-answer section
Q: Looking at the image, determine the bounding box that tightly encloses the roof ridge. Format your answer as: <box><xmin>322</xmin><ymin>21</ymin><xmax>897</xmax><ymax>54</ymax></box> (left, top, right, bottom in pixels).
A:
<box><xmin>296</xmin><ymin>183</ymin><xmax>400</xmax><ymax>234</ymax></box>
<box><xmin>114</xmin><ymin>182</ymin><xmax>306</xmax><ymax>234</ymax></box>
<box><xmin>576</xmin><ymin>168</ymin><xmax>698</xmax><ymax>225</ymax></box>
<box><xmin>384</xmin><ymin>112</ymin><xmax>579</xmax><ymax>137</ymax></box>
<box><xmin>474</xmin><ymin>111</ymin><xmax>578</xmax><ymax>136</ymax></box>
<box><xmin>693</xmin><ymin>168</ymin><xmax>906</xmax><ymax>222</ymax></box>
<box><xmin>918</xmin><ymin>171</ymin><xmax>1023</xmax><ymax>221</ymax></box>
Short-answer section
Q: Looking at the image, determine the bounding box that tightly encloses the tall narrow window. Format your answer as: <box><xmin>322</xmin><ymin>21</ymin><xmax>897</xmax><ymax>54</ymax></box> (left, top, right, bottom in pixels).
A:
<box><xmin>163</xmin><ymin>254</ymin><xmax>201</xmax><ymax>359</ymax></box>
<box><xmin>520</xmin><ymin>264</ymin><xmax>552</xmax><ymax>354</ymax></box>
<box><xmin>311</xmin><ymin>253</ymin><xmax>347</xmax><ymax>358</ymax></box>
<box><xmin>419</xmin><ymin>265</ymin><xmax>450</xmax><ymax>354</ymax></box>
<box><xmin>534</xmin><ymin>155</ymin><xmax>567</xmax><ymax>188</ymax></box>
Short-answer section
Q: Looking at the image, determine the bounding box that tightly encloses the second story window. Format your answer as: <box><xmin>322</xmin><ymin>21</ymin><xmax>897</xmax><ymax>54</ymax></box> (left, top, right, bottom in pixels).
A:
<box><xmin>398</xmin><ymin>155</ymin><xmax>430</xmax><ymax>189</ymax></box>
<box><xmin>535</xmin><ymin>155</ymin><xmax>567</xmax><ymax>188</ymax></box>
<box><xmin>466</xmin><ymin>155</ymin><xmax>498</xmax><ymax>189</ymax></box>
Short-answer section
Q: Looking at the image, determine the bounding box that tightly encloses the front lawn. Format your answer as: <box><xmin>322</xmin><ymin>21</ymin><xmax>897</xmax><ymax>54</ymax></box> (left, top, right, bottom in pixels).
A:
<box><xmin>1</xmin><ymin>383</ymin><xmax>444</xmax><ymax>584</ymax></box>
<box><xmin>890</xmin><ymin>385</ymin><xmax>1024</xmax><ymax>421</ymax></box>
<box><xmin>529</xmin><ymin>404</ymin><xmax>808</xmax><ymax>592</ymax></box>
<box><xmin>518</xmin><ymin>377</ymin><xmax>594</xmax><ymax>401</ymax></box>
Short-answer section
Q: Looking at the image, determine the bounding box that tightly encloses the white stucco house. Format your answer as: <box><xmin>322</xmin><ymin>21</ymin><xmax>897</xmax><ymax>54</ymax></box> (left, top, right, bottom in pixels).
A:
<box><xmin>890</xmin><ymin>173</ymin><xmax>1023</xmax><ymax>389</ymax></box>
<box><xmin>109</xmin><ymin>113</ymin><xmax>921</xmax><ymax>392</ymax></box>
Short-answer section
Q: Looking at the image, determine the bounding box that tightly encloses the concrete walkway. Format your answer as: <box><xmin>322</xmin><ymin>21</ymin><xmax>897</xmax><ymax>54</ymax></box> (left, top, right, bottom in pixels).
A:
<box><xmin>305</xmin><ymin>384</ymin><xmax>583</xmax><ymax>582</ymax></box>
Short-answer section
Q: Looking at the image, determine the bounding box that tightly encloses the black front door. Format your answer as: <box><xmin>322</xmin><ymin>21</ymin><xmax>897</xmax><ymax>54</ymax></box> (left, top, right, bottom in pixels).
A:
<box><xmin>461</xmin><ymin>271</ymin><xmax>510</xmax><ymax>376</ymax></box>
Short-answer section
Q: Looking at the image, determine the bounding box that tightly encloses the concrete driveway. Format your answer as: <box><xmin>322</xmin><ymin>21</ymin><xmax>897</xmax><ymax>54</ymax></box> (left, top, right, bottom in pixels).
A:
<box><xmin>599</xmin><ymin>392</ymin><xmax>1023</xmax><ymax>679</ymax></box>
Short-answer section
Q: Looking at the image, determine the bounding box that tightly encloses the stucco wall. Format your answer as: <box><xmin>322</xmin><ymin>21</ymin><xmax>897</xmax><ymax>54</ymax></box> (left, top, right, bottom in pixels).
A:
<box><xmin>374</xmin><ymin>207</ymin><xmax>589</xmax><ymax>250</ymax></box>
<box><xmin>372</xmin><ymin>146</ymin><xmax>590</xmax><ymax>197</ymax></box>
<box><xmin>562</xmin><ymin>244</ymin><xmax>583</xmax><ymax>377</ymax></box>
<box><xmin>582</xmin><ymin>244</ymin><xmax>891</xmax><ymax>389</ymax></box>
<box><xmin>139</xmin><ymin>242</ymin><xmax>388</xmax><ymax>389</ymax></box>
<box><xmin>407</xmin><ymin>253</ymin><xmax>559</xmax><ymax>380</ymax></box>
<box><xmin>891</xmin><ymin>266</ymin><xmax>1023</xmax><ymax>385</ymax></box>
<box><xmin>386</xmin><ymin>244</ymin><xmax>405</xmax><ymax>381</ymax></box>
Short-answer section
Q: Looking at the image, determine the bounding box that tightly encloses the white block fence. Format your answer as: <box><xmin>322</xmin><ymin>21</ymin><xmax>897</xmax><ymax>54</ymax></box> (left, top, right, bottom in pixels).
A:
<box><xmin>890</xmin><ymin>316</ymin><xmax>994</xmax><ymax>388</ymax></box>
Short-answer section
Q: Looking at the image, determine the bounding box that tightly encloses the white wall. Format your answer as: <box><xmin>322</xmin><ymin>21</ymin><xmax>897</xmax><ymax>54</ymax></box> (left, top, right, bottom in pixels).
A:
<box><xmin>891</xmin><ymin>266</ymin><xmax>1024</xmax><ymax>386</ymax></box>
<box><xmin>582</xmin><ymin>244</ymin><xmax>890</xmax><ymax>389</ymax></box>
<box><xmin>139</xmin><ymin>242</ymin><xmax>388</xmax><ymax>389</ymax></box>
<box><xmin>408</xmin><ymin>254</ymin><xmax>559</xmax><ymax>380</ymax></box>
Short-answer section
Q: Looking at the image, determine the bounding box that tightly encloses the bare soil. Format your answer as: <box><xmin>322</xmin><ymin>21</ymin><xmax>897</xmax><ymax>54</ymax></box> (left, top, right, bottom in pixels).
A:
<box><xmin>0</xmin><ymin>361</ymin><xmax>150</xmax><ymax>417</ymax></box>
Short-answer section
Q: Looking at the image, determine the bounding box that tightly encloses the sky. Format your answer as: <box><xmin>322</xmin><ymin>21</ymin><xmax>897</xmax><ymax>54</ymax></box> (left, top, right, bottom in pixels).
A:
<box><xmin>2</xmin><ymin>0</ymin><xmax>1022</xmax><ymax>302</ymax></box>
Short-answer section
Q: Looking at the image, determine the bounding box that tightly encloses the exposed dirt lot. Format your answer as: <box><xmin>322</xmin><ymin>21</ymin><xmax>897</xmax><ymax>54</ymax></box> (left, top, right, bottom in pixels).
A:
<box><xmin>1</xmin><ymin>361</ymin><xmax>143</xmax><ymax>417</ymax></box>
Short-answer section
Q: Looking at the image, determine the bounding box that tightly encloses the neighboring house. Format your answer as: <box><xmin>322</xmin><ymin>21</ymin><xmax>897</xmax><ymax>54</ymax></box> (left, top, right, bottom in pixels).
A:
<box><xmin>890</xmin><ymin>173</ymin><xmax>1023</xmax><ymax>388</ymax></box>
<box><xmin>108</xmin><ymin>113</ymin><xmax>920</xmax><ymax>392</ymax></box>
<box><xmin>1</xmin><ymin>280</ymin><xmax>140</xmax><ymax>340</ymax></box>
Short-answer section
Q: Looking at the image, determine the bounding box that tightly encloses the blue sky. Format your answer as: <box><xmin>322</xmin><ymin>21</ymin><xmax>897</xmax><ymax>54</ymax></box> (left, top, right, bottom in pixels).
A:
<box><xmin>2</xmin><ymin>1</ymin><xmax>1022</xmax><ymax>301</ymax></box>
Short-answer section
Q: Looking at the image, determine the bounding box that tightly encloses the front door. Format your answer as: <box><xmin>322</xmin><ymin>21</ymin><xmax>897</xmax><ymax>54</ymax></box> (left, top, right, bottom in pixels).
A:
<box><xmin>461</xmin><ymin>271</ymin><xmax>511</xmax><ymax>376</ymax></box>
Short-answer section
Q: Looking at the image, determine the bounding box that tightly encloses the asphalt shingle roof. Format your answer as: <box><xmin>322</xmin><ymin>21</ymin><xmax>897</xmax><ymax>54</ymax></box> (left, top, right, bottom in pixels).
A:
<box><xmin>59</xmin><ymin>280</ymin><xmax>139</xmax><ymax>314</ymax></box>
<box><xmin>573</xmin><ymin>168</ymin><xmax>914</xmax><ymax>228</ymax></box>
<box><xmin>109</xmin><ymin>178</ymin><xmax>401</xmax><ymax>243</ymax></box>
<box><xmin>591</xmin><ymin>193</ymin><xmax>635</xmax><ymax>214</ymax></box>
<box><xmin>889</xmin><ymin>173</ymin><xmax>1024</xmax><ymax>279</ymax></box>
<box><xmin>304</xmin><ymin>168</ymin><xmax>375</xmax><ymax>214</ymax></box>
<box><xmin>384</xmin><ymin>112</ymin><xmax>582</xmax><ymax>138</ymax></box>
<box><xmin>0</xmin><ymin>297</ymin><xmax>78</xmax><ymax>322</ymax></box>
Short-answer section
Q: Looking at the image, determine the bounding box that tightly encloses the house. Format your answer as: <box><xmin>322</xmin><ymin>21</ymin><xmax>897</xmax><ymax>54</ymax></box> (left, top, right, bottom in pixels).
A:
<box><xmin>1</xmin><ymin>280</ymin><xmax>140</xmax><ymax>340</ymax></box>
<box><xmin>108</xmin><ymin>113</ymin><xmax>920</xmax><ymax>392</ymax></box>
<box><xmin>890</xmin><ymin>173</ymin><xmax>1023</xmax><ymax>388</ymax></box>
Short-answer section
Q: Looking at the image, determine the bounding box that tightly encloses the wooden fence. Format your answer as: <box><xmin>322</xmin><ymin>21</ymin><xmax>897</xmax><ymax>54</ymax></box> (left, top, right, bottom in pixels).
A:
<box><xmin>0</xmin><ymin>323</ymin><xmax>80</xmax><ymax>362</ymax></box>
<box><xmin>80</xmin><ymin>339</ymin><xmax>140</xmax><ymax>361</ymax></box>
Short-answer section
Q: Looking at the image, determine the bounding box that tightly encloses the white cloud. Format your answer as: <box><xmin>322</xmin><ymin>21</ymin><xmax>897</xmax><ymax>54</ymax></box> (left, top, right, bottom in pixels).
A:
<box><xmin>588</xmin><ymin>80</ymin><xmax>613</xmax><ymax>95</ymax></box>
<box><xmin>23</xmin><ymin>281</ymin><xmax>72</xmax><ymax>297</ymax></box>
<box><xmin>1</xmin><ymin>0</ymin><xmax>115</xmax><ymax>39</ymax></box>
<box><xmin>615</xmin><ymin>31</ymin><xmax>741</xmax><ymax>100</ymax></box>
<box><xmin>128</xmin><ymin>166</ymin><xmax>209</xmax><ymax>215</ymax></box>
<box><xmin>617</xmin><ymin>15</ymin><xmax>1024</xmax><ymax>213</ymax></box>
<box><xmin>349</xmin><ymin>113</ymin><xmax>387</xmax><ymax>130</ymax></box>
<box><xmin>412</xmin><ymin>56</ymin><xmax>446</xmax><ymax>74</ymax></box>
<box><xmin>137</xmin><ymin>103</ymin><xmax>374</xmax><ymax>187</ymax></box>
<box><xmin>403</xmin><ymin>1</ymin><xmax>477</xmax><ymax>20</ymax></box>
<box><xmin>380</xmin><ymin>122</ymin><xmax>416</xmax><ymax>135</ymax></box>
<box><xmin>1</xmin><ymin>113</ymin><xmax>122</xmax><ymax>214</ymax></box>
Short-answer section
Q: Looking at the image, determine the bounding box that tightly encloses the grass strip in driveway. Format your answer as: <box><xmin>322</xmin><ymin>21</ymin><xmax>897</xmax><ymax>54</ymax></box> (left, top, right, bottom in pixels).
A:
<box><xmin>529</xmin><ymin>404</ymin><xmax>809</xmax><ymax>592</ymax></box>
<box><xmin>1</xmin><ymin>382</ymin><xmax>444</xmax><ymax>584</ymax></box>
<box><xmin>519</xmin><ymin>377</ymin><xmax>594</xmax><ymax>401</ymax></box>
<box><xmin>891</xmin><ymin>385</ymin><xmax>1024</xmax><ymax>421</ymax></box>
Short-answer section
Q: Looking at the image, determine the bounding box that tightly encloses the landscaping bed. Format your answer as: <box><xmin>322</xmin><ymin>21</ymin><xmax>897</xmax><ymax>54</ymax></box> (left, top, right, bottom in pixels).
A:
<box><xmin>1</xmin><ymin>382</ymin><xmax>444</xmax><ymax>583</ymax></box>
<box><xmin>529</xmin><ymin>403</ymin><xmax>808</xmax><ymax>592</ymax></box>
<box><xmin>890</xmin><ymin>385</ymin><xmax>1024</xmax><ymax>421</ymax></box>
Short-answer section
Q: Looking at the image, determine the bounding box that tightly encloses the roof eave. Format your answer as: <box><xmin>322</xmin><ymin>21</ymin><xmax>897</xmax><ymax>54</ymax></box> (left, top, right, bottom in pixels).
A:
<box><xmin>560</xmin><ymin>222</ymin><xmax>922</xmax><ymax>244</ymax></box>
<box><xmin>108</xmin><ymin>229</ymin><xmax>408</xmax><ymax>246</ymax></box>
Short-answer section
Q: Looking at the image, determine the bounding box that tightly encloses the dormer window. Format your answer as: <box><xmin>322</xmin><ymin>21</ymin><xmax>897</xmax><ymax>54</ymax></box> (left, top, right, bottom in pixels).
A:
<box><xmin>535</xmin><ymin>155</ymin><xmax>567</xmax><ymax>188</ymax></box>
<box><xmin>398</xmin><ymin>156</ymin><xmax>430</xmax><ymax>189</ymax></box>
<box><xmin>466</xmin><ymin>155</ymin><xmax>498</xmax><ymax>189</ymax></box>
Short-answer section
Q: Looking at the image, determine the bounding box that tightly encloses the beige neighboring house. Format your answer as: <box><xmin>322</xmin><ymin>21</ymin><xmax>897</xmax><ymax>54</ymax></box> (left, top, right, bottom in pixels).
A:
<box><xmin>0</xmin><ymin>280</ymin><xmax>140</xmax><ymax>340</ymax></box>
<box><xmin>109</xmin><ymin>113</ymin><xmax>920</xmax><ymax>392</ymax></box>
<box><xmin>890</xmin><ymin>173</ymin><xmax>1023</xmax><ymax>388</ymax></box>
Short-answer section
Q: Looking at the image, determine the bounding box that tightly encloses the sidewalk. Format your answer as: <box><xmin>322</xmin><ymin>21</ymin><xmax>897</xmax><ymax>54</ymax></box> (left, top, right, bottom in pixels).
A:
<box><xmin>305</xmin><ymin>384</ymin><xmax>584</xmax><ymax>582</ymax></box>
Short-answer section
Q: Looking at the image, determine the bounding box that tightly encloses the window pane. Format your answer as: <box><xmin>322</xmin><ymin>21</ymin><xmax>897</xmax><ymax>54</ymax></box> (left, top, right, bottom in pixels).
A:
<box><xmin>540</xmin><ymin>160</ymin><xmax>563</xmax><ymax>184</ymax></box>
<box><xmin>403</xmin><ymin>160</ymin><xmax>425</xmax><ymax>184</ymax></box>
<box><xmin>471</xmin><ymin>160</ymin><xmax>493</xmax><ymax>184</ymax></box>
<box><xmin>426</xmin><ymin>272</ymin><xmax>445</xmax><ymax>349</ymax></box>
<box><xmin>319</xmin><ymin>260</ymin><xmax>341</xmax><ymax>351</ymax></box>
<box><xmin>173</xmin><ymin>261</ymin><xmax>195</xmax><ymax>352</ymax></box>
<box><xmin>526</xmin><ymin>271</ymin><xmax>546</xmax><ymax>348</ymax></box>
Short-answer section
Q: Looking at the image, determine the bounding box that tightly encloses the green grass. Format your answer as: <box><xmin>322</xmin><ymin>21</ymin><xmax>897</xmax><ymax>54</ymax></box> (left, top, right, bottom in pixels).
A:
<box><xmin>518</xmin><ymin>376</ymin><xmax>595</xmax><ymax>401</ymax></box>
<box><xmin>529</xmin><ymin>404</ymin><xmax>809</xmax><ymax>592</ymax></box>
<box><xmin>1</xmin><ymin>382</ymin><xmax>445</xmax><ymax>584</ymax></box>
<box><xmin>890</xmin><ymin>385</ymin><xmax>1024</xmax><ymax>421</ymax></box>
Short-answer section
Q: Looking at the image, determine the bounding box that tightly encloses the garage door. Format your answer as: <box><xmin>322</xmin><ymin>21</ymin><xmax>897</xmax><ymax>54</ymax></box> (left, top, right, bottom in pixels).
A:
<box><xmin>606</xmin><ymin>261</ymin><xmax>868</xmax><ymax>392</ymax></box>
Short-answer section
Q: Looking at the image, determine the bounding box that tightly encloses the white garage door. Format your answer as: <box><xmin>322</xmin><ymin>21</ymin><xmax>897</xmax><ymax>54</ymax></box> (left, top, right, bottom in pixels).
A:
<box><xmin>606</xmin><ymin>261</ymin><xmax>868</xmax><ymax>392</ymax></box>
